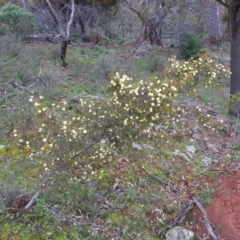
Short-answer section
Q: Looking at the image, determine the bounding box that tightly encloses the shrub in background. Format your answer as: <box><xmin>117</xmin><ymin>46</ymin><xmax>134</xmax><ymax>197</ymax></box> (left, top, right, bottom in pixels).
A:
<box><xmin>0</xmin><ymin>5</ymin><xmax>34</xmax><ymax>38</ymax></box>
<box><xmin>177</xmin><ymin>31</ymin><xmax>202</xmax><ymax>60</ymax></box>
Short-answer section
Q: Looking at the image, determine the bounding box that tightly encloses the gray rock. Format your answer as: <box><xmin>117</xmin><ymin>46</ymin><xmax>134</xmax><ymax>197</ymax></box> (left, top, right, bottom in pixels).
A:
<box><xmin>185</xmin><ymin>146</ymin><xmax>196</xmax><ymax>155</ymax></box>
<box><xmin>132</xmin><ymin>142</ymin><xmax>143</xmax><ymax>150</ymax></box>
<box><xmin>165</xmin><ymin>226</ymin><xmax>194</xmax><ymax>240</ymax></box>
<box><xmin>202</xmin><ymin>156</ymin><xmax>212</xmax><ymax>166</ymax></box>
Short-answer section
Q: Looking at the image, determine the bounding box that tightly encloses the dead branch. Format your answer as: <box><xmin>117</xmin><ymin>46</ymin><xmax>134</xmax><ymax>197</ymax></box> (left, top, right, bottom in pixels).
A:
<box><xmin>143</xmin><ymin>167</ymin><xmax>179</xmax><ymax>193</ymax></box>
<box><xmin>192</xmin><ymin>197</ymin><xmax>221</xmax><ymax>240</ymax></box>
<box><xmin>66</xmin><ymin>0</ymin><xmax>75</xmax><ymax>40</ymax></box>
<box><xmin>18</xmin><ymin>176</ymin><xmax>51</xmax><ymax>216</ymax></box>
<box><xmin>43</xmin><ymin>0</ymin><xmax>65</xmax><ymax>37</ymax></box>
<box><xmin>10</xmin><ymin>81</ymin><xmax>36</xmax><ymax>95</ymax></box>
<box><xmin>124</xmin><ymin>0</ymin><xmax>143</xmax><ymax>21</ymax></box>
<box><xmin>157</xmin><ymin>196</ymin><xmax>221</xmax><ymax>239</ymax></box>
<box><xmin>157</xmin><ymin>202</ymin><xmax>194</xmax><ymax>234</ymax></box>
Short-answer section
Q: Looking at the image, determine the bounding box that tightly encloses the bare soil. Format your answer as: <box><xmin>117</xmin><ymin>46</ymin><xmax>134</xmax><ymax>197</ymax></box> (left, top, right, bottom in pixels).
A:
<box><xmin>192</xmin><ymin>166</ymin><xmax>240</xmax><ymax>240</ymax></box>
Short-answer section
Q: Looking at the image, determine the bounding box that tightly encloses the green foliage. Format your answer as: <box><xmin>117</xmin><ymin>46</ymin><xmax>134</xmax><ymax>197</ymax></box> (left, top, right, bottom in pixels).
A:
<box><xmin>198</xmin><ymin>188</ymin><xmax>215</xmax><ymax>206</ymax></box>
<box><xmin>177</xmin><ymin>32</ymin><xmax>202</xmax><ymax>60</ymax></box>
<box><xmin>228</xmin><ymin>92</ymin><xmax>240</xmax><ymax>117</ymax></box>
<box><xmin>0</xmin><ymin>5</ymin><xmax>34</xmax><ymax>38</ymax></box>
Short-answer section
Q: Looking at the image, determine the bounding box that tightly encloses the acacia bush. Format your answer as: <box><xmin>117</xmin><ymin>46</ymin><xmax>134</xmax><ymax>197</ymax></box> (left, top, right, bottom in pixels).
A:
<box><xmin>12</xmin><ymin>54</ymin><xmax>229</xmax><ymax>184</ymax></box>
<box><xmin>0</xmin><ymin>5</ymin><xmax>34</xmax><ymax>38</ymax></box>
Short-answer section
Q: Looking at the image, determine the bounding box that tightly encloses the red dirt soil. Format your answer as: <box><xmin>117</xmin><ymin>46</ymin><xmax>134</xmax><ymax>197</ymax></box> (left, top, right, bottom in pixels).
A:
<box><xmin>192</xmin><ymin>167</ymin><xmax>240</xmax><ymax>240</ymax></box>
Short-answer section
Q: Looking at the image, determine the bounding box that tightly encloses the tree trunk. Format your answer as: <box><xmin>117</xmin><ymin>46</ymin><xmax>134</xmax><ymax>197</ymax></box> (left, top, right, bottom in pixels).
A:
<box><xmin>60</xmin><ymin>40</ymin><xmax>68</xmax><ymax>68</ymax></box>
<box><xmin>139</xmin><ymin>17</ymin><xmax>163</xmax><ymax>46</ymax></box>
<box><xmin>230</xmin><ymin>4</ymin><xmax>240</xmax><ymax>96</ymax></box>
<box><xmin>44</xmin><ymin>0</ymin><xmax>74</xmax><ymax>68</ymax></box>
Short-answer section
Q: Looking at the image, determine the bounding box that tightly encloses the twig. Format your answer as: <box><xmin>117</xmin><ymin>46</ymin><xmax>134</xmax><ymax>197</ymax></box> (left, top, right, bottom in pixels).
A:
<box><xmin>18</xmin><ymin>176</ymin><xmax>52</xmax><ymax>216</ymax></box>
<box><xmin>37</xmin><ymin>199</ymin><xmax>90</xmax><ymax>226</ymax></box>
<box><xmin>10</xmin><ymin>81</ymin><xmax>37</xmax><ymax>95</ymax></box>
<box><xmin>71</xmin><ymin>123</ymin><xmax>115</xmax><ymax>160</ymax></box>
<box><xmin>196</xmin><ymin>169</ymin><xmax>225</xmax><ymax>175</ymax></box>
<box><xmin>103</xmin><ymin>178</ymin><xmax>121</xmax><ymax>197</ymax></box>
<box><xmin>143</xmin><ymin>167</ymin><xmax>179</xmax><ymax>193</ymax></box>
<box><xmin>192</xmin><ymin>197</ymin><xmax>221</xmax><ymax>240</ymax></box>
<box><xmin>70</xmin><ymin>140</ymin><xmax>100</xmax><ymax>160</ymax></box>
<box><xmin>157</xmin><ymin>202</ymin><xmax>194</xmax><ymax>234</ymax></box>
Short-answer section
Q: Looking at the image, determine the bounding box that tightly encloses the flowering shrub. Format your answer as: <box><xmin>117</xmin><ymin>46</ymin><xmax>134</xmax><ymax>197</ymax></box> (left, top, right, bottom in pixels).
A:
<box><xmin>165</xmin><ymin>54</ymin><xmax>229</xmax><ymax>93</ymax></box>
<box><xmin>12</xmin><ymin>54</ymin><xmax>229</xmax><ymax>183</ymax></box>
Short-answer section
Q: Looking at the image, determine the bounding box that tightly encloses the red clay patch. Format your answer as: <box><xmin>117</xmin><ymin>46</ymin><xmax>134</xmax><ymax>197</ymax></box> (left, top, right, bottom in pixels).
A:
<box><xmin>192</xmin><ymin>168</ymin><xmax>240</xmax><ymax>239</ymax></box>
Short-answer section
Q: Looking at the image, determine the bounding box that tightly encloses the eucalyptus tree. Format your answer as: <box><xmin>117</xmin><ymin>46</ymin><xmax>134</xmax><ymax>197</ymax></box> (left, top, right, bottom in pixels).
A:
<box><xmin>43</xmin><ymin>0</ymin><xmax>74</xmax><ymax>67</ymax></box>
<box><xmin>213</xmin><ymin>0</ymin><xmax>240</xmax><ymax>102</ymax></box>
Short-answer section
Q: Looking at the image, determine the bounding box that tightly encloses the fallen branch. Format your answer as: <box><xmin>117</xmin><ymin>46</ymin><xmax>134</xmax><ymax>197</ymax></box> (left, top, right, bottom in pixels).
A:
<box><xmin>143</xmin><ymin>167</ymin><xmax>179</xmax><ymax>193</ymax></box>
<box><xmin>18</xmin><ymin>176</ymin><xmax>51</xmax><ymax>216</ymax></box>
<box><xmin>10</xmin><ymin>81</ymin><xmax>36</xmax><ymax>95</ymax></box>
<box><xmin>192</xmin><ymin>197</ymin><xmax>221</xmax><ymax>240</ymax></box>
<box><xmin>157</xmin><ymin>197</ymin><xmax>221</xmax><ymax>239</ymax></box>
<box><xmin>158</xmin><ymin>202</ymin><xmax>194</xmax><ymax>234</ymax></box>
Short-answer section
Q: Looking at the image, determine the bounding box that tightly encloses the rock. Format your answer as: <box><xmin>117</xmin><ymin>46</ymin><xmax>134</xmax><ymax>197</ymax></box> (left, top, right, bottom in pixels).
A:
<box><xmin>185</xmin><ymin>145</ymin><xmax>196</xmax><ymax>155</ymax></box>
<box><xmin>132</xmin><ymin>142</ymin><xmax>143</xmax><ymax>150</ymax></box>
<box><xmin>202</xmin><ymin>156</ymin><xmax>212</xmax><ymax>166</ymax></box>
<box><xmin>165</xmin><ymin>226</ymin><xmax>194</xmax><ymax>240</ymax></box>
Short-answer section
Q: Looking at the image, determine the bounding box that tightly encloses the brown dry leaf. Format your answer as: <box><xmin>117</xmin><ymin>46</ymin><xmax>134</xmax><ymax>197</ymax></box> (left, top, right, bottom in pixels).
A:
<box><xmin>146</xmin><ymin>211</ymin><xmax>157</xmax><ymax>222</ymax></box>
<box><xmin>155</xmin><ymin>163</ymin><xmax>163</xmax><ymax>169</ymax></box>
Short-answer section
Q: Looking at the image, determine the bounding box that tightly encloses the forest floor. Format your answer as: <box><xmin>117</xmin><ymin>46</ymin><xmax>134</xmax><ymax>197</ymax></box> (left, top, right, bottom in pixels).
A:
<box><xmin>192</xmin><ymin>167</ymin><xmax>240</xmax><ymax>240</ymax></box>
<box><xmin>0</xmin><ymin>37</ymin><xmax>239</xmax><ymax>239</ymax></box>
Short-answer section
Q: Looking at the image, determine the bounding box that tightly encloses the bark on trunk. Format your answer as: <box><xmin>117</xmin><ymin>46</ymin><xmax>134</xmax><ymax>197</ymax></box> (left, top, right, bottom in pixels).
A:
<box><xmin>44</xmin><ymin>0</ymin><xmax>74</xmax><ymax>68</ymax></box>
<box><xmin>61</xmin><ymin>40</ymin><xmax>68</xmax><ymax>68</ymax></box>
<box><xmin>230</xmin><ymin>4</ymin><xmax>240</xmax><ymax>96</ymax></box>
<box><xmin>230</xmin><ymin>2</ymin><xmax>240</xmax><ymax>116</ymax></box>
<box><xmin>139</xmin><ymin>18</ymin><xmax>163</xmax><ymax>46</ymax></box>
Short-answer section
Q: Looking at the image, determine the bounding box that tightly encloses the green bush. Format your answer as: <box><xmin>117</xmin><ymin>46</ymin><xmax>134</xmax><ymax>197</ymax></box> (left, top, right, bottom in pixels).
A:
<box><xmin>177</xmin><ymin>32</ymin><xmax>202</xmax><ymax>60</ymax></box>
<box><xmin>0</xmin><ymin>5</ymin><xmax>34</xmax><ymax>38</ymax></box>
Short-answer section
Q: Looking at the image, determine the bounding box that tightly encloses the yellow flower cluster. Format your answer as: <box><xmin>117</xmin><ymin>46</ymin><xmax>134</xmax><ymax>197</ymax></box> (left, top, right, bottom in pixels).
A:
<box><xmin>109</xmin><ymin>74</ymin><xmax>179</xmax><ymax>130</ymax></box>
<box><xmin>166</xmin><ymin>53</ymin><xmax>229</xmax><ymax>91</ymax></box>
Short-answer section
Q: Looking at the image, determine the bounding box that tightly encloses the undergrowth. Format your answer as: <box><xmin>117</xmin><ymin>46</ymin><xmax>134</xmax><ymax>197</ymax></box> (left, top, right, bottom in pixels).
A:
<box><xmin>0</xmin><ymin>35</ymin><xmax>234</xmax><ymax>239</ymax></box>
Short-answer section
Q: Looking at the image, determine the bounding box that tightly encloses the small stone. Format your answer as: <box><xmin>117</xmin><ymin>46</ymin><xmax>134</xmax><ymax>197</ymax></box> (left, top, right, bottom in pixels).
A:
<box><xmin>132</xmin><ymin>142</ymin><xmax>143</xmax><ymax>150</ymax></box>
<box><xmin>185</xmin><ymin>146</ymin><xmax>196</xmax><ymax>155</ymax></box>
<box><xmin>165</xmin><ymin>226</ymin><xmax>194</xmax><ymax>240</ymax></box>
<box><xmin>202</xmin><ymin>156</ymin><xmax>212</xmax><ymax>166</ymax></box>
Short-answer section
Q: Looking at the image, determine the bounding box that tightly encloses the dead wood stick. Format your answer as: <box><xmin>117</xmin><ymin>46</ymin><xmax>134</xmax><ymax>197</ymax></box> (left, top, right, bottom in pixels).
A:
<box><xmin>143</xmin><ymin>167</ymin><xmax>179</xmax><ymax>193</ymax></box>
<box><xmin>192</xmin><ymin>197</ymin><xmax>221</xmax><ymax>240</ymax></box>
<box><xmin>10</xmin><ymin>81</ymin><xmax>36</xmax><ymax>95</ymax></box>
<box><xmin>18</xmin><ymin>176</ymin><xmax>51</xmax><ymax>216</ymax></box>
<box><xmin>158</xmin><ymin>202</ymin><xmax>194</xmax><ymax>234</ymax></box>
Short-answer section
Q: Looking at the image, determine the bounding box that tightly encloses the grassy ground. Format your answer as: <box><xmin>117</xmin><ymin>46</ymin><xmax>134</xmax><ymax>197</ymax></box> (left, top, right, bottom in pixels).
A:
<box><xmin>0</xmin><ymin>36</ymin><xmax>237</xmax><ymax>239</ymax></box>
